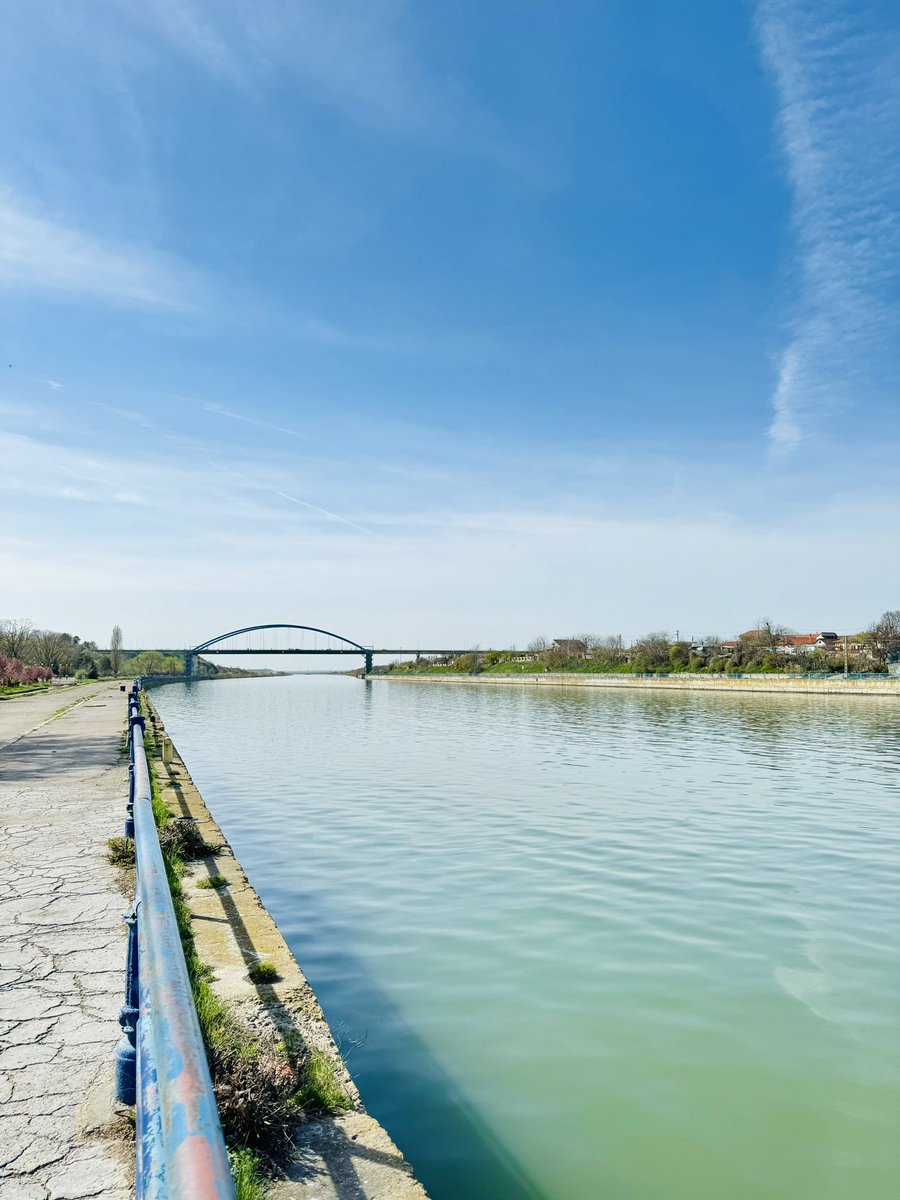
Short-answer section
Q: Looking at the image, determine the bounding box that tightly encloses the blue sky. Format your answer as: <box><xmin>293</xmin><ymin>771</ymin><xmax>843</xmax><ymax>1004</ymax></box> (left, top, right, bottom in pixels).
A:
<box><xmin>2</xmin><ymin>0</ymin><xmax>898</xmax><ymax>650</ymax></box>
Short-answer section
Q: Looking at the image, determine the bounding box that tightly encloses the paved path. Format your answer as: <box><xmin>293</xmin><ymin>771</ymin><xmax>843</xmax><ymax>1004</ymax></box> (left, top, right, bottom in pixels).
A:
<box><xmin>0</xmin><ymin>682</ymin><xmax>133</xmax><ymax>1199</ymax></box>
<box><xmin>0</xmin><ymin>683</ymin><xmax>118</xmax><ymax>753</ymax></box>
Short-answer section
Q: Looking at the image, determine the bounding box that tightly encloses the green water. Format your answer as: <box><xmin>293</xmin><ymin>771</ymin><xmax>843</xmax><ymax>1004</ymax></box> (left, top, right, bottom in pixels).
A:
<box><xmin>154</xmin><ymin>677</ymin><xmax>900</xmax><ymax>1199</ymax></box>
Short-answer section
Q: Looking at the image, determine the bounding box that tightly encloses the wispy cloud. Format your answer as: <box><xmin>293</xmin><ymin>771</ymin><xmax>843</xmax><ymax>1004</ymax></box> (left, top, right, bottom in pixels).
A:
<box><xmin>89</xmin><ymin>401</ymin><xmax>376</xmax><ymax>535</ymax></box>
<box><xmin>41</xmin><ymin>379</ymin><xmax>63</xmax><ymax>389</ymax></box>
<box><xmin>204</xmin><ymin>402</ymin><xmax>305</xmax><ymax>438</ymax></box>
<box><xmin>756</xmin><ymin>1</ymin><xmax>900</xmax><ymax>454</ymax></box>
<box><xmin>129</xmin><ymin>0</ymin><xmax>508</xmax><ymax>159</ymax></box>
<box><xmin>0</xmin><ymin>188</ymin><xmax>200</xmax><ymax>309</ymax></box>
<box><xmin>211</xmin><ymin>462</ymin><xmax>381</xmax><ymax>537</ymax></box>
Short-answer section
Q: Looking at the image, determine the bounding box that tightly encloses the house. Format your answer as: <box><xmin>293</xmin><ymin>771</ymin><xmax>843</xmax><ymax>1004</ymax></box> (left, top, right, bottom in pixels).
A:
<box><xmin>737</xmin><ymin>630</ymin><xmax>840</xmax><ymax>655</ymax></box>
<box><xmin>778</xmin><ymin>632</ymin><xmax>839</xmax><ymax>655</ymax></box>
<box><xmin>551</xmin><ymin>639</ymin><xmax>589</xmax><ymax>658</ymax></box>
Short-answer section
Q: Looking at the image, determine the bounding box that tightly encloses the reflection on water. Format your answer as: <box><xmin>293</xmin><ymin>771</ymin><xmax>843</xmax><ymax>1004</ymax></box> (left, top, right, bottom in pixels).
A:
<box><xmin>154</xmin><ymin>677</ymin><xmax>900</xmax><ymax>1200</ymax></box>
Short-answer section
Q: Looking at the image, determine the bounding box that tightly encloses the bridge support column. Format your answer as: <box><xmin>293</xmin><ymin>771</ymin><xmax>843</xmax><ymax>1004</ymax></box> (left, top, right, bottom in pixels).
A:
<box><xmin>184</xmin><ymin>651</ymin><xmax>196</xmax><ymax>678</ymax></box>
<box><xmin>365</xmin><ymin>652</ymin><xmax>373</xmax><ymax>676</ymax></box>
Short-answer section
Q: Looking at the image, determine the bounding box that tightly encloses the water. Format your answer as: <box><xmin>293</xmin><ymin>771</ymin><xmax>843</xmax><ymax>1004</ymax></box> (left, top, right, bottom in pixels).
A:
<box><xmin>153</xmin><ymin>676</ymin><xmax>900</xmax><ymax>1200</ymax></box>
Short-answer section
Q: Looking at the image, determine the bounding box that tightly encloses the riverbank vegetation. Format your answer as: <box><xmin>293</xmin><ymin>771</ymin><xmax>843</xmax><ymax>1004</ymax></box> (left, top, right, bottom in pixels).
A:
<box><xmin>375</xmin><ymin>611</ymin><xmax>900</xmax><ymax>678</ymax></box>
<box><xmin>0</xmin><ymin>617</ymin><xmax>284</xmax><ymax>687</ymax></box>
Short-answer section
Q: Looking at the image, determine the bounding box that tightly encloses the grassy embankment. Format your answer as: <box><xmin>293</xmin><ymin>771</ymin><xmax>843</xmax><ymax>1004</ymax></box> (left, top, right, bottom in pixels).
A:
<box><xmin>377</xmin><ymin>647</ymin><xmax>883</xmax><ymax>678</ymax></box>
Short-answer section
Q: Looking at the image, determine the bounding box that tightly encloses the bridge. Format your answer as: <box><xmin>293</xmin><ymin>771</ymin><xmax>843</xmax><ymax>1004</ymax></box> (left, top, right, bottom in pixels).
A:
<box><xmin>181</xmin><ymin>624</ymin><xmax>480</xmax><ymax>677</ymax></box>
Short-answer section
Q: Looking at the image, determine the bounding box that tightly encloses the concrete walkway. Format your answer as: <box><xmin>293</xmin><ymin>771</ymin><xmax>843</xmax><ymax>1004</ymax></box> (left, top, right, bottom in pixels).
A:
<box><xmin>0</xmin><ymin>682</ymin><xmax>133</xmax><ymax>1199</ymax></box>
<box><xmin>0</xmin><ymin>683</ymin><xmax>116</xmax><ymax>753</ymax></box>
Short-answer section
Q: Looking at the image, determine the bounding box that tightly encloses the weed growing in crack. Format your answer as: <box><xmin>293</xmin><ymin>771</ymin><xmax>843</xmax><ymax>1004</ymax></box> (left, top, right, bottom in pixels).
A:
<box><xmin>248</xmin><ymin>960</ymin><xmax>280</xmax><ymax>984</ymax></box>
<box><xmin>106</xmin><ymin>836</ymin><xmax>134</xmax><ymax>867</ymax></box>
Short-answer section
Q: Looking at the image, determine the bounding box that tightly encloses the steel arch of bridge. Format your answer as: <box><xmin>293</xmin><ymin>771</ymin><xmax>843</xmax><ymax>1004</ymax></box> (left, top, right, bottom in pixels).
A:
<box><xmin>191</xmin><ymin>624</ymin><xmax>368</xmax><ymax>654</ymax></box>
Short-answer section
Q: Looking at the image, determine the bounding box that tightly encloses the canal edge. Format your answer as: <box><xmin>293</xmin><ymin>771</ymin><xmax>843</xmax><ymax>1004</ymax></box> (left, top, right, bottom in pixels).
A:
<box><xmin>142</xmin><ymin>695</ymin><xmax>430</xmax><ymax>1200</ymax></box>
<box><xmin>369</xmin><ymin>673</ymin><xmax>900</xmax><ymax>696</ymax></box>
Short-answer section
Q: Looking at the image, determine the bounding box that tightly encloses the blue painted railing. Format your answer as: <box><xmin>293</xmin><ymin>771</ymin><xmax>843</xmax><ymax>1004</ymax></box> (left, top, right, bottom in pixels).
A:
<box><xmin>115</xmin><ymin>681</ymin><xmax>236</xmax><ymax>1199</ymax></box>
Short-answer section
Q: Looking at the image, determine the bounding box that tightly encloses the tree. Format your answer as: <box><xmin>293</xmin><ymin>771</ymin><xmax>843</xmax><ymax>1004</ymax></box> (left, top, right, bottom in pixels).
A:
<box><xmin>129</xmin><ymin>650</ymin><xmax>166</xmax><ymax>676</ymax></box>
<box><xmin>28</xmin><ymin>630</ymin><xmax>78</xmax><ymax>676</ymax></box>
<box><xmin>631</xmin><ymin>632</ymin><xmax>671</xmax><ymax>672</ymax></box>
<box><xmin>110</xmin><ymin>625</ymin><xmax>124</xmax><ymax>676</ymax></box>
<box><xmin>0</xmin><ymin>619</ymin><xmax>34</xmax><ymax>658</ymax></box>
<box><xmin>668</xmin><ymin>641</ymin><xmax>691</xmax><ymax>670</ymax></box>
<box><xmin>699</xmin><ymin>634</ymin><xmax>724</xmax><ymax>657</ymax></box>
<box><xmin>527</xmin><ymin>636</ymin><xmax>550</xmax><ymax>653</ymax></box>
<box><xmin>868</xmin><ymin>610</ymin><xmax>900</xmax><ymax>667</ymax></box>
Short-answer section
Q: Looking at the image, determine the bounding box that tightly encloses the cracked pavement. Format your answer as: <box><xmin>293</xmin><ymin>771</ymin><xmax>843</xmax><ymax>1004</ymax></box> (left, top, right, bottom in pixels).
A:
<box><xmin>1</xmin><ymin>682</ymin><xmax>133</xmax><ymax>1199</ymax></box>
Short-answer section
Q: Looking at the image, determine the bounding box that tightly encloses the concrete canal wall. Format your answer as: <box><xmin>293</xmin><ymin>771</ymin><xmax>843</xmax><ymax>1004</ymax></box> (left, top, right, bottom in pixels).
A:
<box><xmin>142</xmin><ymin>697</ymin><xmax>428</xmax><ymax>1200</ymax></box>
<box><xmin>373</xmin><ymin>673</ymin><xmax>900</xmax><ymax>696</ymax></box>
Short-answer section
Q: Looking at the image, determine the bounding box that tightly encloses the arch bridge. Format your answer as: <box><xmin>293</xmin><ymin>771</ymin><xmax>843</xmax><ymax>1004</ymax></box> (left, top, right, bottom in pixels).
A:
<box><xmin>185</xmin><ymin>624</ymin><xmax>476</xmax><ymax>676</ymax></box>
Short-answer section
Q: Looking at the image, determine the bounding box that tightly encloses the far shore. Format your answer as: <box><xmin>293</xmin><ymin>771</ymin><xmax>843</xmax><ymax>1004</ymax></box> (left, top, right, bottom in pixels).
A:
<box><xmin>371</xmin><ymin>672</ymin><xmax>900</xmax><ymax>697</ymax></box>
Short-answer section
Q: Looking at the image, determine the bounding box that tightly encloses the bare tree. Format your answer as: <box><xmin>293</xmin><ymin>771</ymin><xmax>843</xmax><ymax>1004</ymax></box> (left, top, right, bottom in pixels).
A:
<box><xmin>699</xmin><ymin>634</ymin><xmax>724</xmax><ymax>657</ymax></box>
<box><xmin>598</xmin><ymin>634</ymin><xmax>625</xmax><ymax>659</ymax></box>
<box><xmin>110</xmin><ymin>625</ymin><xmax>124</xmax><ymax>676</ymax></box>
<box><xmin>868</xmin><ymin>610</ymin><xmax>900</xmax><ymax>667</ymax></box>
<box><xmin>631</xmin><ymin>632</ymin><xmax>670</xmax><ymax>671</ymax></box>
<box><xmin>527</xmin><ymin>636</ymin><xmax>550</xmax><ymax>653</ymax></box>
<box><xmin>28</xmin><ymin>630</ymin><xmax>77</xmax><ymax>676</ymax></box>
<box><xmin>0</xmin><ymin>619</ymin><xmax>34</xmax><ymax>658</ymax></box>
<box><xmin>746</xmin><ymin>619</ymin><xmax>792</xmax><ymax>649</ymax></box>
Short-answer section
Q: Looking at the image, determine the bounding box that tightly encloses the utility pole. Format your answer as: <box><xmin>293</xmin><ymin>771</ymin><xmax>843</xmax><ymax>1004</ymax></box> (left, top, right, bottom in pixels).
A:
<box><xmin>844</xmin><ymin>635</ymin><xmax>849</xmax><ymax>678</ymax></box>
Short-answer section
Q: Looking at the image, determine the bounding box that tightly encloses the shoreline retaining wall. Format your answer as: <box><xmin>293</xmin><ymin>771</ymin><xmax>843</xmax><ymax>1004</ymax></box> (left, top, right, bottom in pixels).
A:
<box><xmin>371</xmin><ymin>673</ymin><xmax>900</xmax><ymax>696</ymax></box>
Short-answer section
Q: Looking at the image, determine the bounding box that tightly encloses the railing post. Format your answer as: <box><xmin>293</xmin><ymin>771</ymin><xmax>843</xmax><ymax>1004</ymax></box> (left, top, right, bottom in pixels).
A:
<box><xmin>126</xmin><ymin>759</ymin><xmax>135</xmax><ymax>839</ymax></box>
<box><xmin>115</xmin><ymin>905</ymin><xmax>139</xmax><ymax>1104</ymax></box>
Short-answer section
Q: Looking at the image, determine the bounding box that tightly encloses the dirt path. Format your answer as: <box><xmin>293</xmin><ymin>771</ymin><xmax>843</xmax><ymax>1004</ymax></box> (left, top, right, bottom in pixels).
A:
<box><xmin>0</xmin><ymin>681</ymin><xmax>133</xmax><ymax>1198</ymax></box>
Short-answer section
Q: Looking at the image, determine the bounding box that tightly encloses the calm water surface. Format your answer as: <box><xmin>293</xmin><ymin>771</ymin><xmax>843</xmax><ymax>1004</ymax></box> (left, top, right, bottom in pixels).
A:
<box><xmin>154</xmin><ymin>677</ymin><xmax>900</xmax><ymax>1200</ymax></box>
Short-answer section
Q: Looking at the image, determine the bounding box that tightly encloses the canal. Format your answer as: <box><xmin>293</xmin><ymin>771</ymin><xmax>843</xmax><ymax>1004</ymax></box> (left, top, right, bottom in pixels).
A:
<box><xmin>153</xmin><ymin>675</ymin><xmax>900</xmax><ymax>1200</ymax></box>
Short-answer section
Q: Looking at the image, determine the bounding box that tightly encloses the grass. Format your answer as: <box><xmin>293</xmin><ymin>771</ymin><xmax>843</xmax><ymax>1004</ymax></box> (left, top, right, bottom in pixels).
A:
<box><xmin>105</xmin><ymin>836</ymin><xmax>135</xmax><ymax>867</ymax></box>
<box><xmin>229</xmin><ymin>1149</ymin><xmax>266</xmax><ymax>1200</ymax></box>
<box><xmin>197</xmin><ymin>873</ymin><xmax>228</xmax><ymax>890</ymax></box>
<box><xmin>248</xmin><ymin>960</ymin><xmax>280</xmax><ymax>984</ymax></box>
<box><xmin>291</xmin><ymin>1048</ymin><xmax>352</xmax><ymax>1114</ymax></box>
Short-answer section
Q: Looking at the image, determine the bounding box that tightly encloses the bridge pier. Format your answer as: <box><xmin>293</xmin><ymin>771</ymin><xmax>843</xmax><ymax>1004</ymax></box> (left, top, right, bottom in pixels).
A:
<box><xmin>365</xmin><ymin>651</ymin><xmax>373</xmax><ymax>676</ymax></box>
<box><xmin>184</xmin><ymin>652</ymin><xmax>196</xmax><ymax>678</ymax></box>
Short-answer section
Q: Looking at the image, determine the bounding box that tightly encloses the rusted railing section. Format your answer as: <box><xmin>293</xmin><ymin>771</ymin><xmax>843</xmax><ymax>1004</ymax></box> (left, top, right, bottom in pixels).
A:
<box><xmin>115</xmin><ymin>681</ymin><xmax>236</xmax><ymax>1199</ymax></box>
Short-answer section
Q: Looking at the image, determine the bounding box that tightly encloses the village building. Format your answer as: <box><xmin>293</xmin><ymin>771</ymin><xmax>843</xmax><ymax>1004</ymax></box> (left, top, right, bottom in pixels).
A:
<box><xmin>551</xmin><ymin>638</ymin><xmax>589</xmax><ymax>658</ymax></box>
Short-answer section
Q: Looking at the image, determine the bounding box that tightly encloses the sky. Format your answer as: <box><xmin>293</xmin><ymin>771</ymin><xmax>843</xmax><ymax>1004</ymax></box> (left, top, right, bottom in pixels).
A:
<box><xmin>2</xmin><ymin>0</ymin><xmax>898</xmax><ymax>651</ymax></box>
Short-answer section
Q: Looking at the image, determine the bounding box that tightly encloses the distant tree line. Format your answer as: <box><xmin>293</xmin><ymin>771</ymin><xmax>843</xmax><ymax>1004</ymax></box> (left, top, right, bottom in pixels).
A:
<box><xmin>0</xmin><ymin>618</ymin><xmax>188</xmax><ymax>687</ymax></box>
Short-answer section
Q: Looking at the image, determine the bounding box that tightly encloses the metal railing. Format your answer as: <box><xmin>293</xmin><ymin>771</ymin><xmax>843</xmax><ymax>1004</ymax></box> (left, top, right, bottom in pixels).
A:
<box><xmin>115</xmin><ymin>681</ymin><xmax>235</xmax><ymax>1199</ymax></box>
